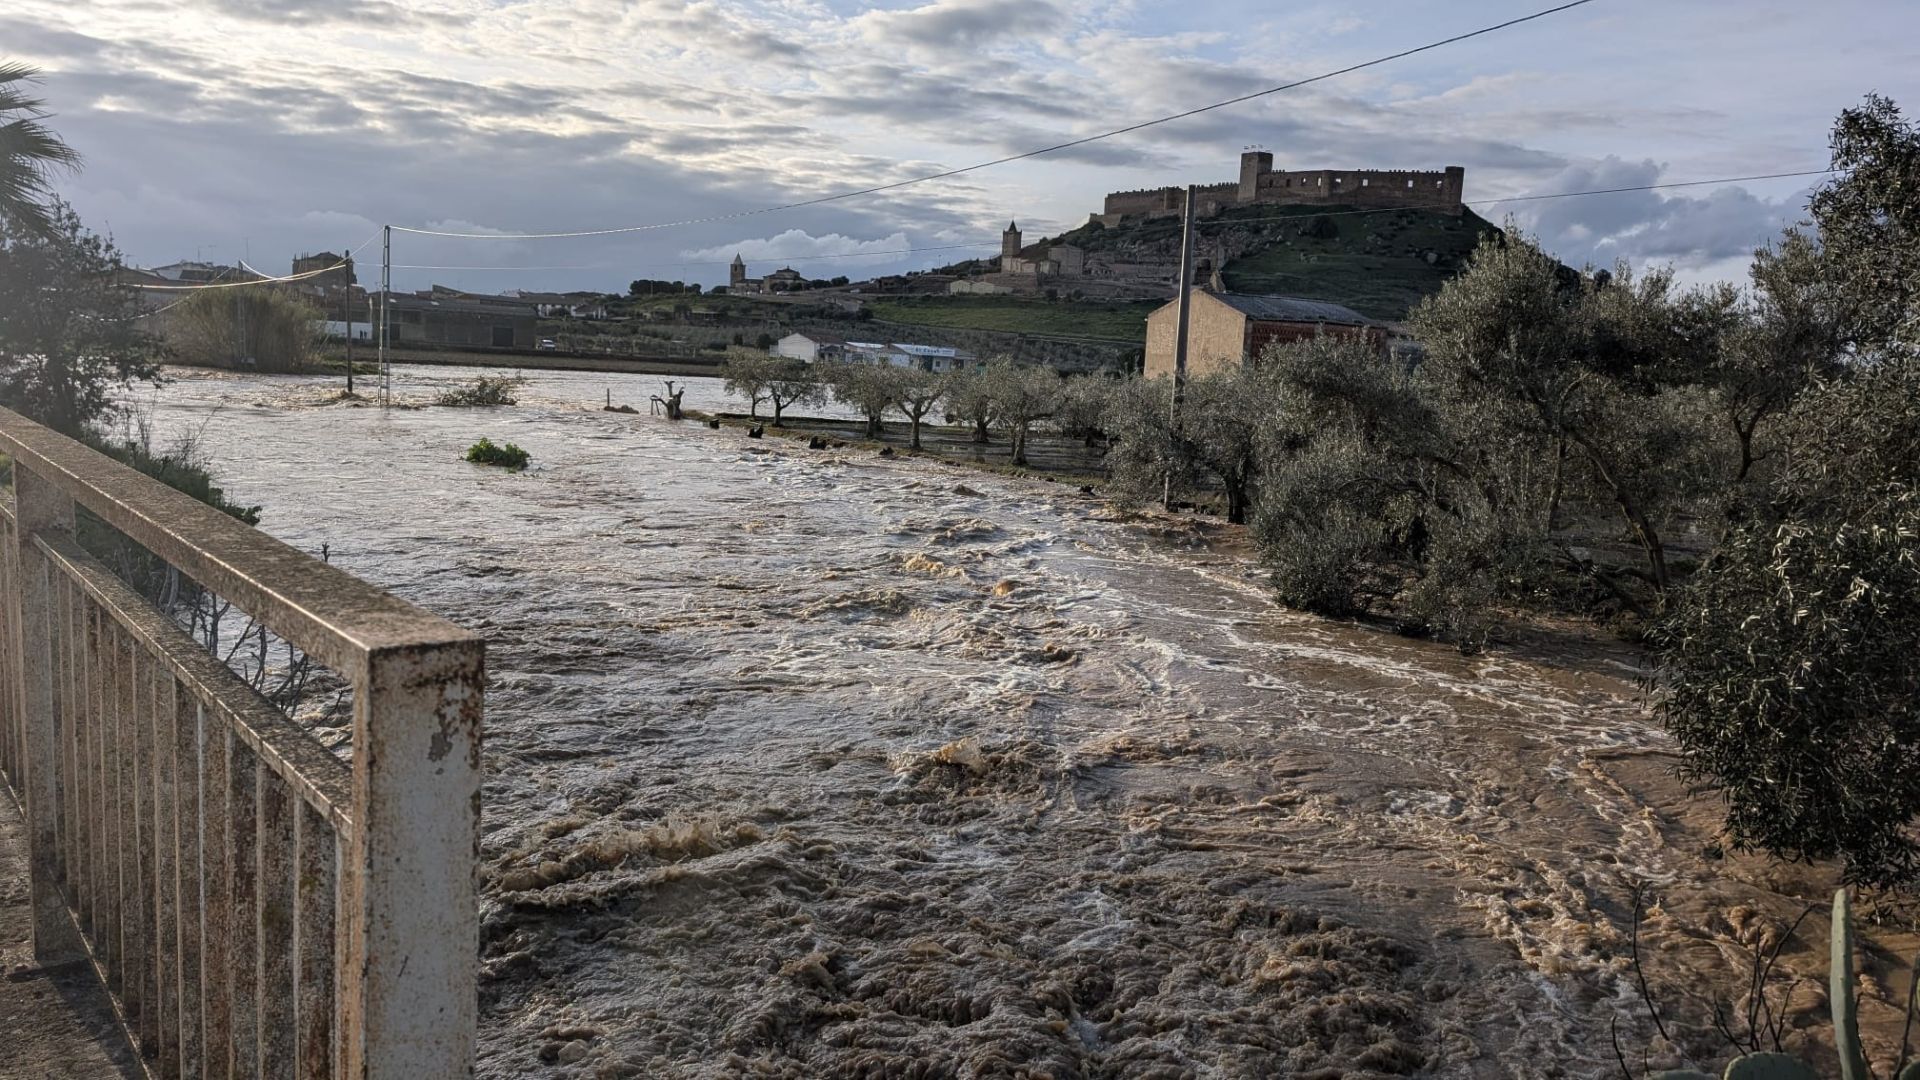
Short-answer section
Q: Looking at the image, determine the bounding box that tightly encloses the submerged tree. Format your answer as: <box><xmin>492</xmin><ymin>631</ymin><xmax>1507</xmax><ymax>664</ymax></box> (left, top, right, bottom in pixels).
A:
<box><xmin>890</xmin><ymin>368</ymin><xmax>945</xmax><ymax>450</ymax></box>
<box><xmin>720</xmin><ymin>347</ymin><xmax>774</xmax><ymax>418</ymax></box>
<box><xmin>1106</xmin><ymin>366</ymin><xmax>1265</xmax><ymax>524</ymax></box>
<box><xmin>944</xmin><ymin>362</ymin><xmax>1000</xmax><ymax>445</ymax></box>
<box><xmin>166</xmin><ymin>287</ymin><xmax>323</xmax><ymax>372</ymax></box>
<box><xmin>982</xmin><ymin>359</ymin><xmax>1060</xmax><ymax>466</ymax></box>
<box><xmin>824</xmin><ymin>360</ymin><xmax>898</xmax><ymax>439</ymax></box>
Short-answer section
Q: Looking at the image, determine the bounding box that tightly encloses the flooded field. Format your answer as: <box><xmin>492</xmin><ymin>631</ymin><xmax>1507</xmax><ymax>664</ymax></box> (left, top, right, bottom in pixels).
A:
<box><xmin>131</xmin><ymin>365</ymin><xmax>1913</xmax><ymax>1078</ymax></box>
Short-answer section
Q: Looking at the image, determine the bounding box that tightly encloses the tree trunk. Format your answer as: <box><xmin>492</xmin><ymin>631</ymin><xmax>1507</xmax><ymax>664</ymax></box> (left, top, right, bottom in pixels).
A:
<box><xmin>1544</xmin><ymin>433</ymin><xmax>1568</xmax><ymax>535</ymax></box>
<box><xmin>1570</xmin><ymin>430</ymin><xmax>1667</xmax><ymax>591</ymax></box>
<box><xmin>1225</xmin><ymin>480</ymin><xmax>1249</xmax><ymax>525</ymax></box>
<box><xmin>772</xmin><ymin>397</ymin><xmax>784</xmax><ymax>427</ymax></box>
<box><xmin>1011</xmin><ymin>422</ymin><xmax>1029</xmax><ymax>466</ymax></box>
<box><xmin>867</xmin><ymin>412</ymin><xmax>883</xmax><ymax>439</ymax></box>
<box><xmin>909</xmin><ymin>414</ymin><xmax>923</xmax><ymax>450</ymax></box>
<box><xmin>1734</xmin><ymin>419</ymin><xmax>1757</xmax><ymax>481</ymax></box>
<box><xmin>972</xmin><ymin>418</ymin><xmax>990</xmax><ymax>444</ymax></box>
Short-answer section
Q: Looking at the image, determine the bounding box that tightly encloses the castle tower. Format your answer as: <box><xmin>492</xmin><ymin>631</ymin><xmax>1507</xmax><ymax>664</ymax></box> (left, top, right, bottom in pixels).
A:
<box><xmin>1239</xmin><ymin>150</ymin><xmax>1273</xmax><ymax>203</ymax></box>
<box><xmin>729</xmin><ymin>253</ymin><xmax>747</xmax><ymax>290</ymax></box>
<box><xmin>1001</xmin><ymin>221</ymin><xmax>1021</xmax><ymax>267</ymax></box>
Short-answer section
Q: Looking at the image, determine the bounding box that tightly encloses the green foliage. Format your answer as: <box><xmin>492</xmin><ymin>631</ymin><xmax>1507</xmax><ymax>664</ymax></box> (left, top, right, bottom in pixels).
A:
<box><xmin>0</xmin><ymin>201</ymin><xmax>160</xmax><ymax>434</ymax></box>
<box><xmin>1654</xmin><ymin>97</ymin><xmax>1920</xmax><ymax>889</ymax></box>
<box><xmin>1656</xmin><ymin>486</ymin><xmax>1920</xmax><ymax>887</ymax></box>
<box><xmin>436</xmin><ymin>374</ymin><xmax>525</xmax><ymax>407</ymax></box>
<box><xmin>866</xmin><ymin>296</ymin><xmax>1155</xmax><ymax>343</ymax></box>
<box><xmin>1720</xmin><ymin>1054</ymin><xmax>1816</xmax><ymax>1080</ymax></box>
<box><xmin>465</xmin><ymin>437</ymin><xmax>529</xmax><ymax>471</ymax></box>
<box><xmin>980</xmin><ymin>358</ymin><xmax>1063</xmax><ymax>466</ymax></box>
<box><xmin>822</xmin><ymin>360</ymin><xmax>901</xmax><ymax>439</ymax></box>
<box><xmin>723</xmin><ymin>347</ymin><xmax>820</xmax><ymax>423</ymax></box>
<box><xmin>1216</xmin><ymin>204</ymin><xmax>1501</xmax><ymax>320</ymax></box>
<box><xmin>1105</xmin><ymin>368</ymin><xmax>1265</xmax><ymax>524</ymax></box>
<box><xmin>166</xmin><ymin>286</ymin><xmax>325</xmax><ymax>373</ymax></box>
<box><xmin>0</xmin><ymin>63</ymin><xmax>81</xmax><ymax>238</ymax></box>
<box><xmin>628</xmin><ymin>278</ymin><xmax>695</xmax><ymax>297</ymax></box>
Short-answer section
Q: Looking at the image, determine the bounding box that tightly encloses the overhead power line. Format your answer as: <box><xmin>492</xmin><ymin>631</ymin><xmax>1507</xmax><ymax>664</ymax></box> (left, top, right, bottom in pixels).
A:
<box><xmin>124</xmin><ymin>230</ymin><xmax>382</xmax><ymax>291</ymax></box>
<box><xmin>390</xmin><ymin>0</ymin><xmax>1600</xmax><ymax>242</ymax></box>
<box><xmin>390</xmin><ymin>242</ymin><xmax>999</xmax><ymax>273</ymax></box>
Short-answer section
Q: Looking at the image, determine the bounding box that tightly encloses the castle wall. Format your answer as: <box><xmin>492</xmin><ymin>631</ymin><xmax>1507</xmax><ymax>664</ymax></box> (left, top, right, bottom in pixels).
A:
<box><xmin>1103</xmin><ymin>160</ymin><xmax>1465</xmax><ymax>220</ymax></box>
<box><xmin>1253</xmin><ymin>166</ymin><xmax>1463</xmax><ymax>212</ymax></box>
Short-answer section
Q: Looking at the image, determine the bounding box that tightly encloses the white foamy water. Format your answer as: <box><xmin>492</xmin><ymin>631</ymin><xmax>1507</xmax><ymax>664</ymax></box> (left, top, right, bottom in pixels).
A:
<box><xmin>124</xmin><ymin>365</ymin><xmax>1912</xmax><ymax>1078</ymax></box>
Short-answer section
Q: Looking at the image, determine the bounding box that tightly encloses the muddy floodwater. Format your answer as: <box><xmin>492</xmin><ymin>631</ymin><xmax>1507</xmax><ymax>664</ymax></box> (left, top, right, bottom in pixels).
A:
<box><xmin>130</xmin><ymin>366</ymin><xmax>1914</xmax><ymax>1079</ymax></box>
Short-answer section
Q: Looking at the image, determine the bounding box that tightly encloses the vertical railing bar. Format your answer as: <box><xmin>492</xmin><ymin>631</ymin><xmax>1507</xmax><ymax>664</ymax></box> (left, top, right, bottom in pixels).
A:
<box><xmin>227</xmin><ymin>726</ymin><xmax>258</xmax><ymax>1075</ymax></box>
<box><xmin>57</xmin><ymin>575</ymin><xmax>76</xmax><ymax>887</ymax></box>
<box><xmin>256</xmin><ymin>762</ymin><xmax>295</xmax><ymax>1077</ymax></box>
<box><xmin>201</xmin><ymin>694</ymin><xmax>231</xmax><ymax>1080</ymax></box>
<box><xmin>120</xmin><ymin>626</ymin><xmax>151</xmax><ymax>1041</ymax></box>
<box><xmin>80</xmin><ymin>601</ymin><xmax>101</xmax><ymax>941</ymax></box>
<box><xmin>97</xmin><ymin>608</ymin><xmax>121</xmax><ymax>986</ymax></box>
<box><xmin>293</xmin><ymin>801</ymin><xmax>336</xmax><ymax>1080</ymax></box>
<box><xmin>174</xmin><ymin>688</ymin><xmax>204</xmax><ymax>1080</ymax></box>
<box><xmin>152</xmin><ymin>660</ymin><xmax>179</xmax><ymax>1076</ymax></box>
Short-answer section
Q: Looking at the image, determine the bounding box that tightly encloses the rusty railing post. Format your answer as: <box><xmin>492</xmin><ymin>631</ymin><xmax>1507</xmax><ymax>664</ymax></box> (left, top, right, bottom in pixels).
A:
<box><xmin>10</xmin><ymin>461</ymin><xmax>83</xmax><ymax>963</ymax></box>
<box><xmin>341</xmin><ymin>641</ymin><xmax>483</xmax><ymax>1079</ymax></box>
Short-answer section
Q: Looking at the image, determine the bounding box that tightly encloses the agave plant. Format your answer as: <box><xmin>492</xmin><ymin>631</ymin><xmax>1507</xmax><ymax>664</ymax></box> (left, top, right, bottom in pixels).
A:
<box><xmin>1651</xmin><ymin>890</ymin><xmax>1919</xmax><ymax>1080</ymax></box>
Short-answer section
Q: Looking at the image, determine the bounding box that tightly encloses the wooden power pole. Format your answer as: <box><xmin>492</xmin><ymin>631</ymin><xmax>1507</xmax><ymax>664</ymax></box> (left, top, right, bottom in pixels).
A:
<box><xmin>1164</xmin><ymin>183</ymin><xmax>1198</xmax><ymax>510</ymax></box>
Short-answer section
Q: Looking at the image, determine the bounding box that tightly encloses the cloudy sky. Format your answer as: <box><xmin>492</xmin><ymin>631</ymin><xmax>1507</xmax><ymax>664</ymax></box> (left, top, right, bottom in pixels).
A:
<box><xmin>7</xmin><ymin>0</ymin><xmax>1915</xmax><ymax>293</ymax></box>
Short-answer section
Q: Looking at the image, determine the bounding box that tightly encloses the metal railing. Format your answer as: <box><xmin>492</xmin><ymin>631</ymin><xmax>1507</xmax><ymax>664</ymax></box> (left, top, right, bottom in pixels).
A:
<box><xmin>0</xmin><ymin>406</ymin><xmax>483</xmax><ymax>1079</ymax></box>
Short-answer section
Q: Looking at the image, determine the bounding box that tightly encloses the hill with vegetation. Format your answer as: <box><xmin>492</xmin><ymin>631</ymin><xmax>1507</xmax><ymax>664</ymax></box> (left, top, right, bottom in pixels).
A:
<box><xmin>953</xmin><ymin>203</ymin><xmax>1502</xmax><ymax>323</ymax></box>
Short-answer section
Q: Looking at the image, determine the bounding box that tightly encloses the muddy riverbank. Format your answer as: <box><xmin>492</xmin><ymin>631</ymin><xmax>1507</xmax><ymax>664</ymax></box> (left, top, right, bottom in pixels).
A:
<box><xmin>127</xmin><ymin>365</ymin><xmax>1914</xmax><ymax>1078</ymax></box>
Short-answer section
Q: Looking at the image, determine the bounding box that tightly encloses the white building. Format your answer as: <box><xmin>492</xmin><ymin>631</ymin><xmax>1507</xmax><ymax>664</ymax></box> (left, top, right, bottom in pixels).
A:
<box><xmin>773</xmin><ymin>333</ymin><xmax>849</xmax><ymax>363</ymax></box>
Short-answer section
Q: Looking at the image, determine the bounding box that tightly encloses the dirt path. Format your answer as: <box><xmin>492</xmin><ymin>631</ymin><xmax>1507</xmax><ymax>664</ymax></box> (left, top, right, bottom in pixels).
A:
<box><xmin>0</xmin><ymin>793</ymin><xmax>139</xmax><ymax>1078</ymax></box>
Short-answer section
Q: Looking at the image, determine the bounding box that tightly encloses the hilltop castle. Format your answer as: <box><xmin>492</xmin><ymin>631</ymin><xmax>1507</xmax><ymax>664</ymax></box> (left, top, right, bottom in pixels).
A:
<box><xmin>1095</xmin><ymin>150</ymin><xmax>1465</xmax><ymax>225</ymax></box>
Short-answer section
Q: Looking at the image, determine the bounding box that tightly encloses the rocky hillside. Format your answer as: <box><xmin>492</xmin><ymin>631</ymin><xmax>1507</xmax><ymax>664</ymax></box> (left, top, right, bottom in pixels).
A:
<box><xmin>946</xmin><ymin>203</ymin><xmax>1501</xmax><ymax>323</ymax></box>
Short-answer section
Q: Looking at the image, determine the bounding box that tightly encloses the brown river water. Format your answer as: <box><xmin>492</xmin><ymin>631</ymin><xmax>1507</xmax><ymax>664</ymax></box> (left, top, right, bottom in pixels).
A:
<box><xmin>127</xmin><ymin>366</ymin><xmax>1914</xmax><ymax>1079</ymax></box>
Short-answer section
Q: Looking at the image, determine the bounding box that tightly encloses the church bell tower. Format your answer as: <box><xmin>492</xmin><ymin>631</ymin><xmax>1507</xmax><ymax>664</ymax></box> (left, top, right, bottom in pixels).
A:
<box><xmin>1001</xmin><ymin>221</ymin><xmax>1021</xmax><ymax>268</ymax></box>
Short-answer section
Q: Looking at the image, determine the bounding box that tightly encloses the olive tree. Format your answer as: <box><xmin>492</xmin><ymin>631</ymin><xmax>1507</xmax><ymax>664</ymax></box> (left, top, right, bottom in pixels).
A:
<box><xmin>721</xmin><ymin>347</ymin><xmax>774</xmax><ymax>418</ymax></box>
<box><xmin>0</xmin><ymin>201</ymin><xmax>159</xmax><ymax>434</ymax></box>
<box><xmin>824</xmin><ymin>360</ymin><xmax>898</xmax><ymax>439</ymax></box>
<box><xmin>1104</xmin><ymin>366</ymin><xmax>1266</xmax><ymax>524</ymax></box>
<box><xmin>1655</xmin><ymin>95</ymin><xmax>1920</xmax><ymax>888</ymax></box>
<box><xmin>944</xmin><ymin>362</ymin><xmax>999</xmax><ymax>445</ymax></box>
<box><xmin>982</xmin><ymin>358</ymin><xmax>1060</xmax><ymax>466</ymax></box>
<box><xmin>765</xmin><ymin>360</ymin><xmax>820</xmax><ymax>427</ymax></box>
<box><xmin>891</xmin><ymin>369</ymin><xmax>945</xmax><ymax>450</ymax></box>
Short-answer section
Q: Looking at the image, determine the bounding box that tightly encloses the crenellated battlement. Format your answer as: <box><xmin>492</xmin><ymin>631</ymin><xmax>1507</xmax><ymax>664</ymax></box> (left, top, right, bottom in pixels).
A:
<box><xmin>1101</xmin><ymin>153</ymin><xmax>1465</xmax><ymax>219</ymax></box>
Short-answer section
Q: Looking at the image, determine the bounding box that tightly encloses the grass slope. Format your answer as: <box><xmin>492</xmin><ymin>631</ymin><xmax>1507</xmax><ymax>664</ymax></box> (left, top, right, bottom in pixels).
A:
<box><xmin>1213</xmin><ymin>205</ymin><xmax>1499</xmax><ymax>321</ymax></box>
<box><xmin>867</xmin><ymin>297</ymin><xmax>1157</xmax><ymax>343</ymax></box>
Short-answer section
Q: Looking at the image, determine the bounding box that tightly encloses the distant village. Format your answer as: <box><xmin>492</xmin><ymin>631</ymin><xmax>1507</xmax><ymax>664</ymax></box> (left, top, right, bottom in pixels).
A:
<box><xmin>120</xmin><ymin>149</ymin><xmax>1462</xmax><ymax>375</ymax></box>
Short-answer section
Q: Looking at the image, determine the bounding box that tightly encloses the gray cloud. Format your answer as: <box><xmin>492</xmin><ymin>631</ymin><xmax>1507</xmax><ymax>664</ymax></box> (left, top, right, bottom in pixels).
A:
<box><xmin>855</xmin><ymin>0</ymin><xmax>1068</xmax><ymax>48</ymax></box>
<box><xmin>206</xmin><ymin>0</ymin><xmax>467</xmax><ymax>29</ymax></box>
<box><xmin>1512</xmin><ymin>157</ymin><xmax>1805</xmax><ymax>270</ymax></box>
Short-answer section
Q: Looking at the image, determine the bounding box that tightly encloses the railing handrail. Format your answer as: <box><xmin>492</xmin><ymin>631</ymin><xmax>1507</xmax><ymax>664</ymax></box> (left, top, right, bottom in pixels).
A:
<box><xmin>0</xmin><ymin>406</ymin><xmax>476</xmax><ymax>676</ymax></box>
<box><xmin>35</xmin><ymin>529</ymin><xmax>356</xmax><ymax>831</ymax></box>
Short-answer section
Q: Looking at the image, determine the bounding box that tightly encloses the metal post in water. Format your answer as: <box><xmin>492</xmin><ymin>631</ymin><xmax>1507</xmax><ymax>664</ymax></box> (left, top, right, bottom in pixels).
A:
<box><xmin>344</xmin><ymin>251</ymin><xmax>355</xmax><ymax>396</ymax></box>
<box><xmin>1164</xmin><ymin>183</ymin><xmax>1198</xmax><ymax>510</ymax></box>
<box><xmin>380</xmin><ymin>225</ymin><xmax>391</xmax><ymax>407</ymax></box>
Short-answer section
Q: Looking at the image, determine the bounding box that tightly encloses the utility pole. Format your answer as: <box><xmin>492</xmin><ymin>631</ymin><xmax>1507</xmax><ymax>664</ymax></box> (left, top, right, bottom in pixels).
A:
<box><xmin>380</xmin><ymin>224</ymin><xmax>391</xmax><ymax>407</ymax></box>
<box><xmin>1164</xmin><ymin>183</ymin><xmax>1198</xmax><ymax>510</ymax></box>
<box><xmin>344</xmin><ymin>244</ymin><xmax>354</xmax><ymax>395</ymax></box>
